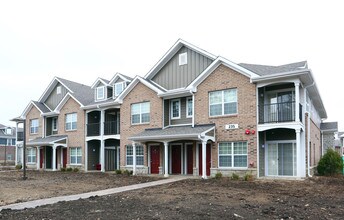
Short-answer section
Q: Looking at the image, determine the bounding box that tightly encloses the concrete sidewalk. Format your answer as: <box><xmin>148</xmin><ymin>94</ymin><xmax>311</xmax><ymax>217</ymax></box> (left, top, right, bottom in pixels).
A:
<box><xmin>0</xmin><ymin>176</ymin><xmax>188</xmax><ymax>211</ymax></box>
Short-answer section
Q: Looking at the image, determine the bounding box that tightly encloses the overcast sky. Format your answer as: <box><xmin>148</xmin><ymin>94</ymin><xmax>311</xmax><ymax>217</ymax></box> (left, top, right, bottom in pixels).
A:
<box><xmin>0</xmin><ymin>0</ymin><xmax>343</xmax><ymax>130</ymax></box>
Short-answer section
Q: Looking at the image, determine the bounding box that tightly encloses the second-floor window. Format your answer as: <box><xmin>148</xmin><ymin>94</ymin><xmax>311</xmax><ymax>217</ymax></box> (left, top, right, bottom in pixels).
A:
<box><xmin>96</xmin><ymin>86</ymin><xmax>105</xmax><ymax>100</ymax></box>
<box><xmin>171</xmin><ymin>99</ymin><xmax>181</xmax><ymax>119</ymax></box>
<box><xmin>52</xmin><ymin>117</ymin><xmax>58</xmax><ymax>131</ymax></box>
<box><xmin>30</xmin><ymin>119</ymin><xmax>39</xmax><ymax>134</ymax></box>
<box><xmin>114</xmin><ymin>82</ymin><xmax>125</xmax><ymax>96</ymax></box>
<box><xmin>187</xmin><ymin>97</ymin><xmax>193</xmax><ymax>118</ymax></box>
<box><xmin>209</xmin><ymin>88</ymin><xmax>237</xmax><ymax>116</ymax></box>
<box><xmin>131</xmin><ymin>102</ymin><xmax>150</xmax><ymax>125</ymax></box>
<box><xmin>65</xmin><ymin>113</ymin><xmax>77</xmax><ymax>131</ymax></box>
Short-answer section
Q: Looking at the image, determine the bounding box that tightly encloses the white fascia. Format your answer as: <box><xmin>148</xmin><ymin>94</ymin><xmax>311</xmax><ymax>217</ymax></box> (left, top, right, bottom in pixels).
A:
<box><xmin>158</xmin><ymin>88</ymin><xmax>193</xmax><ymax>99</ymax></box>
<box><xmin>21</xmin><ymin>101</ymin><xmax>44</xmax><ymax>118</ymax></box>
<box><xmin>109</xmin><ymin>73</ymin><xmax>131</xmax><ymax>85</ymax></box>
<box><xmin>54</xmin><ymin>93</ymin><xmax>84</xmax><ymax>113</ymax></box>
<box><xmin>91</xmin><ymin>78</ymin><xmax>110</xmax><ymax>89</ymax></box>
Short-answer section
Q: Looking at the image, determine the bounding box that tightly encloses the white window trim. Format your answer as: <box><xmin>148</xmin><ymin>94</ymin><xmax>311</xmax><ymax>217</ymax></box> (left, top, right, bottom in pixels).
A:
<box><xmin>186</xmin><ymin>97</ymin><xmax>193</xmax><ymax>118</ymax></box>
<box><xmin>218</xmin><ymin>142</ymin><xmax>248</xmax><ymax>169</ymax></box>
<box><xmin>27</xmin><ymin>147</ymin><xmax>36</xmax><ymax>164</ymax></box>
<box><xmin>209</xmin><ymin>89</ymin><xmax>238</xmax><ymax>117</ymax></box>
<box><xmin>96</xmin><ymin>86</ymin><xmax>105</xmax><ymax>100</ymax></box>
<box><xmin>170</xmin><ymin>99</ymin><xmax>181</xmax><ymax>120</ymax></box>
<box><xmin>126</xmin><ymin>145</ymin><xmax>144</xmax><ymax>167</ymax></box>
<box><xmin>131</xmin><ymin>102</ymin><xmax>150</xmax><ymax>125</ymax></box>
<box><xmin>65</xmin><ymin>113</ymin><xmax>77</xmax><ymax>131</ymax></box>
<box><xmin>57</xmin><ymin>86</ymin><xmax>62</xmax><ymax>94</ymax></box>
<box><xmin>30</xmin><ymin>119</ymin><xmax>39</xmax><ymax>134</ymax></box>
<box><xmin>114</xmin><ymin>82</ymin><xmax>125</xmax><ymax>97</ymax></box>
<box><xmin>179</xmin><ymin>52</ymin><xmax>187</xmax><ymax>66</ymax></box>
<box><xmin>70</xmin><ymin>147</ymin><xmax>82</xmax><ymax>165</ymax></box>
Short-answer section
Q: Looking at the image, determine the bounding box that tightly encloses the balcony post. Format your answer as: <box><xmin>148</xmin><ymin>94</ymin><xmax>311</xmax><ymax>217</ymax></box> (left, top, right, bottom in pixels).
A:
<box><xmin>100</xmin><ymin>110</ymin><xmax>105</xmax><ymax>172</ymax></box>
<box><xmin>295</xmin><ymin>82</ymin><xmax>300</xmax><ymax>122</ymax></box>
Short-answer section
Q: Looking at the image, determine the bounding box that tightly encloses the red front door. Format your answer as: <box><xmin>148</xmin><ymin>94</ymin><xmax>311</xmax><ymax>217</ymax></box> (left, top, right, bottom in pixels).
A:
<box><xmin>187</xmin><ymin>144</ymin><xmax>193</xmax><ymax>175</ymax></box>
<box><xmin>150</xmin><ymin>145</ymin><xmax>160</xmax><ymax>174</ymax></box>
<box><xmin>40</xmin><ymin>148</ymin><xmax>44</xmax><ymax>169</ymax></box>
<box><xmin>63</xmin><ymin>148</ymin><xmax>67</xmax><ymax>168</ymax></box>
<box><xmin>171</xmin><ymin>145</ymin><xmax>181</xmax><ymax>174</ymax></box>
<box><xmin>198</xmin><ymin>144</ymin><xmax>211</xmax><ymax>176</ymax></box>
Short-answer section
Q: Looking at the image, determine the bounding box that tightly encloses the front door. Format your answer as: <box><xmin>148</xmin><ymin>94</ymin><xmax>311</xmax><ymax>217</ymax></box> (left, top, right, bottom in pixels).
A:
<box><xmin>171</xmin><ymin>145</ymin><xmax>181</xmax><ymax>174</ymax></box>
<box><xmin>150</xmin><ymin>145</ymin><xmax>160</xmax><ymax>174</ymax></box>
<box><xmin>62</xmin><ymin>148</ymin><xmax>67</xmax><ymax>168</ymax></box>
<box><xmin>45</xmin><ymin>146</ymin><xmax>52</xmax><ymax>169</ymax></box>
<box><xmin>105</xmin><ymin>149</ymin><xmax>116</xmax><ymax>171</ymax></box>
<box><xmin>186</xmin><ymin>144</ymin><xmax>193</xmax><ymax>175</ymax></box>
<box><xmin>198</xmin><ymin>144</ymin><xmax>211</xmax><ymax>176</ymax></box>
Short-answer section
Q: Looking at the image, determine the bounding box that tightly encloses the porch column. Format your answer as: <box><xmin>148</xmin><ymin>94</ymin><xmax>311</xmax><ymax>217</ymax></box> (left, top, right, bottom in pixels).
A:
<box><xmin>15</xmin><ymin>123</ymin><xmax>18</xmax><ymax>166</ymax></box>
<box><xmin>132</xmin><ymin>142</ymin><xmax>136</xmax><ymax>175</ymax></box>
<box><xmin>100</xmin><ymin>110</ymin><xmax>105</xmax><ymax>172</ymax></box>
<box><xmin>201</xmin><ymin>140</ymin><xmax>207</xmax><ymax>179</ymax></box>
<box><xmin>164</xmin><ymin>141</ymin><xmax>169</xmax><ymax>177</ymax></box>
<box><xmin>52</xmin><ymin>145</ymin><xmax>57</xmax><ymax>171</ymax></box>
<box><xmin>36</xmin><ymin>147</ymin><xmax>40</xmax><ymax>170</ymax></box>
<box><xmin>295</xmin><ymin>82</ymin><xmax>300</xmax><ymax>122</ymax></box>
<box><xmin>296</xmin><ymin>128</ymin><xmax>302</xmax><ymax>177</ymax></box>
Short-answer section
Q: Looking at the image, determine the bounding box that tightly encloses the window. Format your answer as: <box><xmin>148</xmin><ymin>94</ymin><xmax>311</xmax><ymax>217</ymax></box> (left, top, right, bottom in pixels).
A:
<box><xmin>114</xmin><ymin>82</ymin><xmax>125</xmax><ymax>96</ymax></box>
<box><xmin>7</xmin><ymin>154</ymin><xmax>12</xmax><ymax>160</ymax></box>
<box><xmin>96</xmin><ymin>86</ymin><xmax>105</xmax><ymax>100</ymax></box>
<box><xmin>12</xmin><ymin>139</ymin><xmax>16</xmax><ymax>145</ymax></box>
<box><xmin>131</xmin><ymin>102</ymin><xmax>150</xmax><ymax>124</ymax></box>
<box><xmin>209</xmin><ymin>89</ymin><xmax>237</xmax><ymax>116</ymax></box>
<box><xmin>187</xmin><ymin>97</ymin><xmax>193</xmax><ymax>118</ymax></box>
<box><xmin>219</xmin><ymin>142</ymin><xmax>247</xmax><ymax>168</ymax></box>
<box><xmin>7</xmin><ymin>139</ymin><xmax>12</xmax><ymax>146</ymax></box>
<box><xmin>27</xmin><ymin>148</ymin><xmax>36</xmax><ymax>163</ymax></box>
<box><xmin>179</xmin><ymin>52</ymin><xmax>187</xmax><ymax>65</ymax></box>
<box><xmin>30</xmin><ymin>119</ymin><xmax>39</xmax><ymax>134</ymax></box>
<box><xmin>5</xmin><ymin>128</ymin><xmax>12</xmax><ymax>135</ymax></box>
<box><xmin>65</xmin><ymin>113</ymin><xmax>77</xmax><ymax>131</ymax></box>
<box><xmin>70</xmin><ymin>147</ymin><xmax>82</xmax><ymax>165</ymax></box>
<box><xmin>52</xmin><ymin>117</ymin><xmax>58</xmax><ymax>131</ymax></box>
<box><xmin>57</xmin><ymin>86</ymin><xmax>61</xmax><ymax>94</ymax></box>
<box><xmin>170</xmin><ymin>99</ymin><xmax>181</xmax><ymax>119</ymax></box>
<box><xmin>126</xmin><ymin>145</ymin><xmax>144</xmax><ymax>166</ymax></box>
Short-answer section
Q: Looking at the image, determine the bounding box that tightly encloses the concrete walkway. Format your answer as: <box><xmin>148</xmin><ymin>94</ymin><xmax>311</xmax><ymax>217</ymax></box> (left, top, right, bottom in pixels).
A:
<box><xmin>0</xmin><ymin>176</ymin><xmax>189</xmax><ymax>211</ymax></box>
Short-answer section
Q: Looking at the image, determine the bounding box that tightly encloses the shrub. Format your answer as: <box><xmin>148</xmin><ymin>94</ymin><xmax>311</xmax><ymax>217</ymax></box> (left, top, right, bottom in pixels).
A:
<box><xmin>244</xmin><ymin>172</ymin><xmax>254</xmax><ymax>181</ymax></box>
<box><xmin>60</xmin><ymin>167</ymin><xmax>66</xmax><ymax>172</ymax></box>
<box><xmin>123</xmin><ymin>170</ymin><xmax>133</xmax><ymax>176</ymax></box>
<box><xmin>115</xmin><ymin>169</ymin><xmax>122</xmax><ymax>174</ymax></box>
<box><xmin>214</xmin><ymin>172</ymin><xmax>223</xmax><ymax>179</ymax></box>
<box><xmin>317</xmin><ymin>149</ymin><xmax>343</xmax><ymax>176</ymax></box>
<box><xmin>66</xmin><ymin>167</ymin><xmax>73</xmax><ymax>172</ymax></box>
<box><xmin>15</xmin><ymin>164</ymin><xmax>22</xmax><ymax>170</ymax></box>
<box><xmin>73</xmin><ymin>168</ymin><xmax>79</xmax><ymax>172</ymax></box>
<box><xmin>231</xmin><ymin>173</ymin><xmax>240</xmax><ymax>180</ymax></box>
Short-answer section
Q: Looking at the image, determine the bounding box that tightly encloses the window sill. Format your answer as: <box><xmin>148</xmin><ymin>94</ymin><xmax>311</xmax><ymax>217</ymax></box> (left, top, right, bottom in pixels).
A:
<box><xmin>209</xmin><ymin>114</ymin><xmax>238</xmax><ymax>119</ymax></box>
<box><xmin>131</xmin><ymin>123</ymin><xmax>150</xmax><ymax>126</ymax></box>
<box><xmin>217</xmin><ymin>167</ymin><xmax>248</xmax><ymax>170</ymax></box>
<box><xmin>70</xmin><ymin>163</ymin><xmax>82</xmax><ymax>166</ymax></box>
<box><xmin>171</xmin><ymin>117</ymin><xmax>181</xmax><ymax>120</ymax></box>
<box><xmin>126</xmin><ymin>165</ymin><xmax>144</xmax><ymax>167</ymax></box>
<box><xmin>65</xmin><ymin>129</ymin><xmax>77</xmax><ymax>132</ymax></box>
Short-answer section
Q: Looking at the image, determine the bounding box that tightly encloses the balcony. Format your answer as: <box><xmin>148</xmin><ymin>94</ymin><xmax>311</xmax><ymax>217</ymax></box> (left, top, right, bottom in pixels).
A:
<box><xmin>259</xmin><ymin>102</ymin><xmax>302</xmax><ymax>124</ymax></box>
<box><xmin>87</xmin><ymin>121</ymin><xmax>120</xmax><ymax>136</ymax></box>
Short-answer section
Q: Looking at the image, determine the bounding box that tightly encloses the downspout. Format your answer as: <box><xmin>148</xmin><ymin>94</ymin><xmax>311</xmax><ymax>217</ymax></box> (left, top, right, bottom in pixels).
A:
<box><xmin>304</xmin><ymin>82</ymin><xmax>314</xmax><ymax>177</ymax></box>
<box><xmin>321</xmin><ymin>131</ymin><xmax>324</xmax><ymax>156</ymax></box>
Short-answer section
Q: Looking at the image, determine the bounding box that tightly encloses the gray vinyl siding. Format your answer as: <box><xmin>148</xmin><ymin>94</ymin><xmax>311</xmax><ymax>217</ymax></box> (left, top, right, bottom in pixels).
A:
<box><xmin>170</xmin><ymin>97</ymin><xmax>192</xmax><ymax>126</ymax></box>
<box><xmin>164</xmin><ymin>100</ymin><xmax>169</xmax><ymax>127</ymax></box>
<box><xmin>152</xmin><ymin>46</ymin><xmax>213</xmax><ymax>90</ymax></box>
<box><xmin>114</xmin><ymin>78</ymin><xmax>124</xmax><ymax>84</ymax></box>
<box><xmin>45</xmin><ymin>83</ymin><xmax>68</xmax><ymax>110</ymax></box>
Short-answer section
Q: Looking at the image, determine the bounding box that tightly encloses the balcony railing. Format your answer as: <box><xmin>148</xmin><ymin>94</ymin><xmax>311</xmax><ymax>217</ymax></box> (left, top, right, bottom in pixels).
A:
<box><xmin>87</xmin><ymin>121</ymin><xmax>119</xmax><ymax>136</ymax></box>
<box><xmin>104</xmin><ymin>121</ymin><xmax>119</xmax><ymax>135</ymax></box>
<box><xmin>259</xmin><ymin>102</ymin><xmax>302</xmax><ymax>124</ymax></box>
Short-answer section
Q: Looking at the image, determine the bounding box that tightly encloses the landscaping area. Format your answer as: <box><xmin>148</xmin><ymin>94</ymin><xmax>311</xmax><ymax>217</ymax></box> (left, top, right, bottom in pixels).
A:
<box><xmin>1</xmin><ymin>170</ymin><xmax>344</xmax><ymax>219</ymax></box>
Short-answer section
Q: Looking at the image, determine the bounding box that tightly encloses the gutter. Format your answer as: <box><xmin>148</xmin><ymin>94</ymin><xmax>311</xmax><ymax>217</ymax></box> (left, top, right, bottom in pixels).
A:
<box><xmin>251</xmin><ymin>69</ymin><xmax>309</xmax><ymax>83</ymax></box>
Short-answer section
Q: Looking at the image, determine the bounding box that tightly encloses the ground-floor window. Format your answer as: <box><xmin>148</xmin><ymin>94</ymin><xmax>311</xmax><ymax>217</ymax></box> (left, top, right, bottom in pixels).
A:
<box><xmin>27</xmin><ymin>147</ymin><xmax>36</xmax><ymax>163</ymax></box>
<box><xmin>126</xmin><ymin>145</ymin><xmax>144</xmax><ymax>166</ymax></box>
<box><xmin>218</xmin><ymin>142</ymin><xmax>248</xmax><ymax>168</ymax></box>
<box><xmin>70</xmin><ymin>147</ymin><xmax>82</xmax><ymax>165</ymax></box>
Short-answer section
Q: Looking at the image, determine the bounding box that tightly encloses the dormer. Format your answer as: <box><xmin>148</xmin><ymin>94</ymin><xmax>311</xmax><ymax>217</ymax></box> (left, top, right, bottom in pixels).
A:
<box><xmin>91</xmin><ymin>78</ymin><xmax>112</xmax><ymax>102</ymax></box>
<box><xmin>109</xmin><ymin>73</ymin><xmax>133</xmax><ymax>98</ymax></box>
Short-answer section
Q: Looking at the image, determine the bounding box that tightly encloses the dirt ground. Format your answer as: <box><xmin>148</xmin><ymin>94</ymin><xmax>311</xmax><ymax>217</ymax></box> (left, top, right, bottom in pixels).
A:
<box><xmin>1</xmin><ymin>173</ymin><xmax>344</xmax><ymax>220</ymax></box>
<box><xmin>0</xmin><ymin>170</ymin><xmax>160</xmax><ymax>206</ymax></box>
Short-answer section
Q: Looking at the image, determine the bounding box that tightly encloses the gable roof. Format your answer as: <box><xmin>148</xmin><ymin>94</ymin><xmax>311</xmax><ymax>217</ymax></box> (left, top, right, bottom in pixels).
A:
<box><xmin>109</xmin><ymin>73</ymin><xmax>133</xmax><ymax>85</ymax></box>
<box><xmin>238</xmin><ymin>61</ymin><xmax>307</xmax><ymax>76</ymax></box>
<box><xmin>144</xmin><ymin>39</ymin><xmax>217</xmax><ymax>81</ymax></box>
<box><xmin>116</xmin><ymin>76</ymin><xmax>164</xmax><ymax>103</ymax></box>
<box><xmin>91</xmin><ymin>77</ymin><xmax>110</xmax><ymax>89</ymax></box>
<box><xmin>21</xmin><ymin>100</ymin><xmax>51</xmax><ymax>118</ymax></box>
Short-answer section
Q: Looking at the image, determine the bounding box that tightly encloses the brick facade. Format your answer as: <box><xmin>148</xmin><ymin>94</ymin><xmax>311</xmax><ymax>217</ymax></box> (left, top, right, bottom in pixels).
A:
<box><xmin>120</xmin><ymin>82</ymin><xmax>163</xmax><ymax>173</ymax></box>
<box><xmin>195</xmin><ymin>64</ymin><xmax>257</xmax><ymax>176</ymax></box>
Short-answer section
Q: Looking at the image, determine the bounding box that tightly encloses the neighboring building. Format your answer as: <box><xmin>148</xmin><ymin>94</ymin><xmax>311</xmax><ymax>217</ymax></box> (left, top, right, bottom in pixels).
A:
<box><xmin>0</xmin><ymin>124</ymin><xmax>22</xmax><ymax>165</ymax></box>
<box><xmin>14</xmin><ymin>77</ymin><xmax>94</xmax><ymax>171</ymax></box>
<box><xmin>13</xmin><ymin>39</ymin><xmax>328</xmax><ymax>178</ymax></box>
<box><xmin>320</xmin><ymin>122</ymin><xmax>338</xmax><ymax>155</ymax></box>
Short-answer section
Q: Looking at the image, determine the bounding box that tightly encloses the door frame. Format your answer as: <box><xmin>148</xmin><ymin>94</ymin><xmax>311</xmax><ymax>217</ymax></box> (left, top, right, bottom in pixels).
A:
<box><xmin>169</xmin><ymin>143</ymin><xmax>183</xmax><ymax>174</ymax></box>
<box><xmin>265</xmin><ymin>140</ymin><xmax>296</xmax><ymax>177</ymax></box>
<box><xmin>197</xmin><ymin>142</ymin><xmax>211</xmax><ymax>176</ymax></box>
<box><xmin>148</xmin><ymin>143</ymin><xmax>160</xmax><ymax>174</ymax></box>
